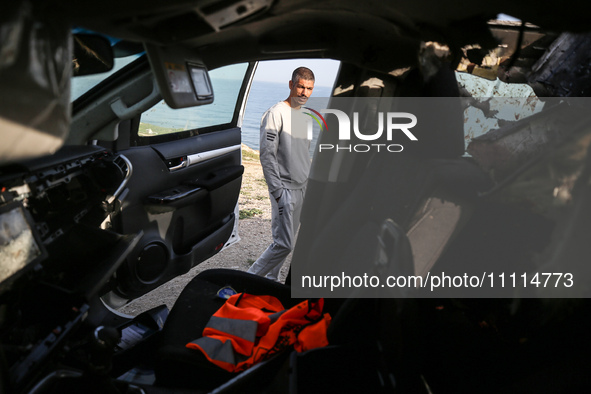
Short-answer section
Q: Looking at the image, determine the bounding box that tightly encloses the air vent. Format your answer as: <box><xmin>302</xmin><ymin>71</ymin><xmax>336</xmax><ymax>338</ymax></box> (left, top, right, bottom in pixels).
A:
<box><xmin>113</xmin><ymin>155</ymin><xmax>129</xmax><ymax>176</ymax></box>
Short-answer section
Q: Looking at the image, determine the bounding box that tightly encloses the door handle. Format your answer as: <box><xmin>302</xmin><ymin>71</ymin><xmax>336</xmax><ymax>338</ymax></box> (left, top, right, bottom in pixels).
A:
<box><xmin>168</xmin><ymin>161</ymin><xmax>187</xmax><ymax>171</ymax></box>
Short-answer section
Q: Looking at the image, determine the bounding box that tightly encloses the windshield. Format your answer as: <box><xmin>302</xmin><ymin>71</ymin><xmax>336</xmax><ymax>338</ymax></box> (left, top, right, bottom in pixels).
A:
<box><xmin>71</xmin><ymin>54</ymin><xmax>141</xmax><ymax>101</ymax></box>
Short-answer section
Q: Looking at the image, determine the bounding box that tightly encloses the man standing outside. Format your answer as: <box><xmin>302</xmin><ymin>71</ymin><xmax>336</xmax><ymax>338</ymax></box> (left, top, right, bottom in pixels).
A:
<box><xmin>247</xmin><ymin>67</ymin><xmax>315</xmax><ymax>281</ymax></box>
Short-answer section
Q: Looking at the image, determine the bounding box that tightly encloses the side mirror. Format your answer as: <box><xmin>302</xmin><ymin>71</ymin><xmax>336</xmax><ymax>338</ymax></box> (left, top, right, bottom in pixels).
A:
<box><xmin>73</xmin><ymin>34</ymin><xmax>114</xmax><ymax>76</ymax></box>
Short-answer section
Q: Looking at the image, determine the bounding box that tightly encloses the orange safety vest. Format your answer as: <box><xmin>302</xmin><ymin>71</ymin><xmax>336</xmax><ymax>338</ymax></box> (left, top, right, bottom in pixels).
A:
<box><xmin>186</xmin><ymin>293</ymin><xmax>331</xmax><ymax>372</ymax></box>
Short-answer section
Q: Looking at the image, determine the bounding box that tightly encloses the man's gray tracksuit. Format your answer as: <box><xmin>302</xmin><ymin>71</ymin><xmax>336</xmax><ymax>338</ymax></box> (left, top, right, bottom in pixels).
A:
<box><xmin>247</xmin><ymin>101</ymin><xmax>311</xmax><ymax>281</ymax></box>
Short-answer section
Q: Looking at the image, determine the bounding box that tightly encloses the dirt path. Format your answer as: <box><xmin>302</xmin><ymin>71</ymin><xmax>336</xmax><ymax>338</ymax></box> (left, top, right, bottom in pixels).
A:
<box><xmin>120</xmin><ymin>145</ymin><xmax>290</xmax><ymax>315</ymax></box>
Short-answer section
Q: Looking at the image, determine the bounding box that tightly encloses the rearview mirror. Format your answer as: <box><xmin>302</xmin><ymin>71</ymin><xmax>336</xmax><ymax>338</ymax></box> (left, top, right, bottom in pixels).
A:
<box><xmin>73</xmin><ymin>34</ymin><xmax>114</xmax><ymax>76</ymax></box>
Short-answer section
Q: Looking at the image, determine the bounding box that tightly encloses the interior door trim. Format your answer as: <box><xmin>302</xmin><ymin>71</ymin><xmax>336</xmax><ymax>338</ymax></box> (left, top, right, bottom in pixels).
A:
<box><xmin>186</xmin><ymin>144</ymin><xmax>241</xmax><ymax>166</ymax></box>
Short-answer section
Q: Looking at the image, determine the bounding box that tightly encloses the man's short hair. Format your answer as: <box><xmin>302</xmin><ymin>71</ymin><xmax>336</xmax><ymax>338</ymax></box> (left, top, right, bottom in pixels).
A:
<box><xmin>291</xmin><ymin>67</ymin><xmax>315</xmax><ymax>84</ymax></box>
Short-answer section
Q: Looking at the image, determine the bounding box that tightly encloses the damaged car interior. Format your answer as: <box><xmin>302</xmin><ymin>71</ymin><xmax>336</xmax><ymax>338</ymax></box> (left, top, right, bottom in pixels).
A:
<box><xmin>1</xmin><ymin>0</ymin><xmax>591</xmax><ymax>393</ymax></box>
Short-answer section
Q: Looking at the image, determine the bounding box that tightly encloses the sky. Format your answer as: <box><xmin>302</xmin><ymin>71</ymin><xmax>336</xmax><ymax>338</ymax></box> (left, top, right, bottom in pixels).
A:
<box><xmin>497</xmin><ymin>13</ymin><xmax>521</xmax><ymax>22</ymax></box>
<box><xmin>253</xmin><ymin>59</ymin><xmax>341</xmax><ymax>87</ymax></box>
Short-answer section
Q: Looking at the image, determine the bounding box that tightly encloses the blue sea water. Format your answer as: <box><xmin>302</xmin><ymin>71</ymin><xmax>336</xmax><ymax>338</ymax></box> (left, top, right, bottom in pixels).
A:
<box><xmin>141</xmin><ymin>76</ymin><xmax>244</xmax><ymax>132</ymax></box>
<box><xmin>139</xmin><ymin>79</ymin><xmax>332</xmax><ymax>156</ymax></box>
<box><xmin>73</xmin><ymin>62</ymin><xmax>332</xmax><ymax>156</ymax></box>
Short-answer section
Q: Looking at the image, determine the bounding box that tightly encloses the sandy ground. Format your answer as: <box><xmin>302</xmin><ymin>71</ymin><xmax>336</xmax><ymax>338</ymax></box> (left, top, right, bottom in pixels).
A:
<box><xmin>120</xmin><ymin>145</ymin><xmax>290</xmax><ymax>315</ymax></box>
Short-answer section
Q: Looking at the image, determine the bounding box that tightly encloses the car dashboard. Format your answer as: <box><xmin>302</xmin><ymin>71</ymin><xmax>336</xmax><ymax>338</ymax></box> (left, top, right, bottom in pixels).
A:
<box><xmin>0</xmin><ymin>146</ymin><xmax>142</xmax><ymax>392</ymax></box>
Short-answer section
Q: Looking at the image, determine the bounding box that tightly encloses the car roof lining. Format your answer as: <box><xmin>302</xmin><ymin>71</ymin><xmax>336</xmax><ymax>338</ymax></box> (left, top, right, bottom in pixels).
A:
<box><xmin>55</xmin><ymin>0</ymin><xmax>591</xmax><ymax>83</ymax></box>
<box><xmin>185</xmin><ymin>11</ymin><xmax>423</xmax><ymax>74</ymax></box>
<box><xmin>62</xmin><ymin>0</ymin><xmax>591</xmax><ymax>44</ymax></box>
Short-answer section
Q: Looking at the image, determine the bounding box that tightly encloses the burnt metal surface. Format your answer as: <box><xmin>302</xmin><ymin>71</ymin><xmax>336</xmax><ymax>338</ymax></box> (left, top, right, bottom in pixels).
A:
<box><xmin>528</xmin><ymin>32</ymin><xmax>591</xmax><ymax>97</ymax></box>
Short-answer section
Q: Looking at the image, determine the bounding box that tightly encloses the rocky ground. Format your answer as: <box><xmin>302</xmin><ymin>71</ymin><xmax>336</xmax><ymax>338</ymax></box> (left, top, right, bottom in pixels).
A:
<box><xmin>120</xmin><ymin>145</ymin><xmax>290</xmax><ymax>315</ymax></box>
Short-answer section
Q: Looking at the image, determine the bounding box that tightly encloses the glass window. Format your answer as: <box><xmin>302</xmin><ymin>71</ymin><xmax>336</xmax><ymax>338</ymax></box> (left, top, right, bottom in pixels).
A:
<box><xmin>138</xmin><ymin>63</ymin><xmax>249</xmax><ymax>138</ymax></box>
<box><xmin>456</xmin><ymin>72</ymin><xmax>543</xmax><ymax>150</ymax></box>
<box><xmin>71</xmin><ymin>54</ymin><xmax>141</xmax><ymax>101</ymax></box>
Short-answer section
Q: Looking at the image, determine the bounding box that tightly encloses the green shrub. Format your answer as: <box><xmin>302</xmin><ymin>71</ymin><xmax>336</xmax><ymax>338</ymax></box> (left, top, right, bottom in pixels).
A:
<box><xmin>239</xmin><ymin>208</ymin><xmax>263</xmax><ymax>219</ymax></box>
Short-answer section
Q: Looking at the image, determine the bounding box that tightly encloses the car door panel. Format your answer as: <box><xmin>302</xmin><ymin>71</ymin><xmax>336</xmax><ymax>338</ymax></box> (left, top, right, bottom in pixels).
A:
<box><xmin>110</xmin><ymin>130</ymin><xmax>243</xmax><ymax>298</ymax></box>
<box><xmin>98</xmin><ymin>62</ymin><xmax>256</xmax><ymax>301</ymax></box>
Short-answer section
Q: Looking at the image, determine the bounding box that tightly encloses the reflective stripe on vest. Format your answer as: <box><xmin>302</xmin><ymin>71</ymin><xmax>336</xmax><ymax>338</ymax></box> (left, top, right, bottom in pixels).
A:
<box><xmin>186</xmin><ymin>293</ymin><xmax>331</xmax><ymax>372</ymax></box>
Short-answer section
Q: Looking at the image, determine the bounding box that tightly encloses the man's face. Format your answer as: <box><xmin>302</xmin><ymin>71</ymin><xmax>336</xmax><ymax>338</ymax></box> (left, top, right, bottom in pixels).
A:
<box><xmin>288</xmin><ymin>78</ymin><xmax>314</xmax><ymax>107</ymax></box>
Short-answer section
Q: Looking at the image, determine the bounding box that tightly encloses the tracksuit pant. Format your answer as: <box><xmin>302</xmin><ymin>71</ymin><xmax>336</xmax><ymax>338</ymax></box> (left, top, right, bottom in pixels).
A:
<box><xmin>247</xmin><ymin>187</ymin><xmax>306</xmax><ymax>281</ymax></box>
